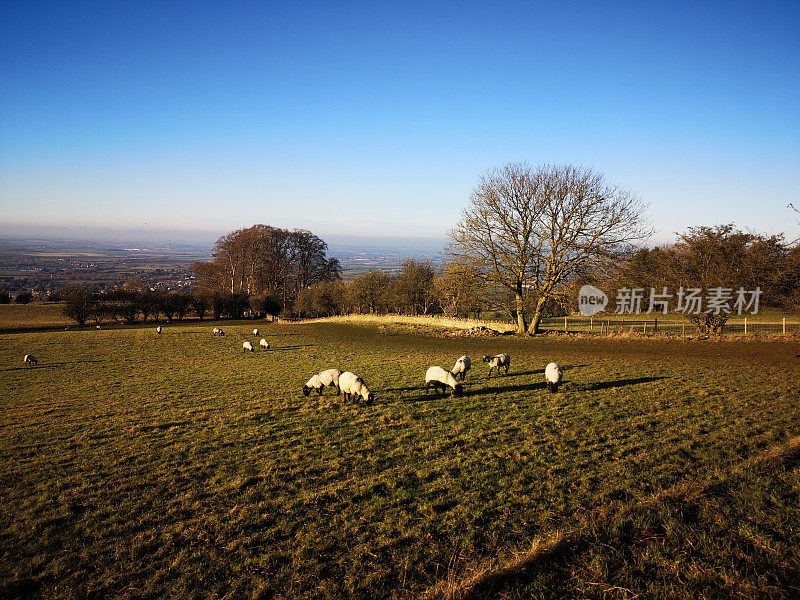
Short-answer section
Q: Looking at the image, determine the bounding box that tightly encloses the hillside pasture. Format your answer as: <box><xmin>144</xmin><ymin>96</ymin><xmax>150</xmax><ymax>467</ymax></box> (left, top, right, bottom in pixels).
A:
<box><xmin>1</xmin><ymin>322</ymin><xmax>799</xmax><ymax>599</ymax></box>
<box><xmin>0</xmin><ymin>303</ymin><xmax>73</xmax><ymax>331</ymax></box>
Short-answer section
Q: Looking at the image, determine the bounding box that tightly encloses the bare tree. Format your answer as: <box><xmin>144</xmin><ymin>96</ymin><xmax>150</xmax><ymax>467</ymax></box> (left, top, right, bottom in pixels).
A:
<box><xmin>451</xmin><ymin>163</ymin><xmax>649</xmax><ymax>333</ymax></box>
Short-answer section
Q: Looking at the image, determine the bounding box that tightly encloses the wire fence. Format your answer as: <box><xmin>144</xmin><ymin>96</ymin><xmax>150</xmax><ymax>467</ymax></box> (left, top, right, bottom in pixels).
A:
<box><xmin>538</xmin><ymin>317</ymin><xmax>800</xmax><ymax>336</ymax></box>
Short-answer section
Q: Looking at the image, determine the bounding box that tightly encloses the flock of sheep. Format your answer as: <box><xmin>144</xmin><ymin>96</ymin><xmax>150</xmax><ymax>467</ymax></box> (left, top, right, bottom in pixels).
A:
<box><xmin>24</xmin><ymin>326</ymin><xmax>565</xmax><ymax>401</ymax></box>
<box><xmin>303</xmin><ymin>353</ymin><xmax>564</xmax><ymax>404</ymax></box>
<box><xmin>205</xmin><ymin>326</ymin><xmax>271</xmax><ymax>352</ymax></box>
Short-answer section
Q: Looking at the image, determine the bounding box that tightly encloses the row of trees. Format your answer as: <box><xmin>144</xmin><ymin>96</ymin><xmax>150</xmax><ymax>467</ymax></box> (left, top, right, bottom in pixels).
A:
<box><xmin>294</xmin><ymin>224</ymin><xmax>800</xmax><ymax>333</ymax></box>
<box><xmin>53</xmin><ymin>163</ymin><xmax>800</xmax><ymax>332</ymax></box>
<box><xmin>296</xmin><ymin>259</ymin><xmax>478</xmax><ymax>319</ymax></box>
<box><xmin>602</xmin><ymin>224</ymin><xmax>800</xmax><ymax>334</ymax></box>
<box><xmin>295</xmin><ymin>164</ymin><xmax>799</xmax><ymax>335</ymax></box>
<box><xmin>0</xmin><ymin>290</ymin><xmax>33</xmax><ymax>304</ymax></box>
<box><xmin>59</xmin><ymin>280</ymin><xmax>271</xmax><ymax>326</ymax></box>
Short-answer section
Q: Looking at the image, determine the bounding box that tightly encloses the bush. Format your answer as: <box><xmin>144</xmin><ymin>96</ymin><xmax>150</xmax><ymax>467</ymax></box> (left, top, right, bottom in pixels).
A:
<box><xmin>14</xmin><ymin>291</ymin><xmax>33</xmax><ymax>304</ymax></box>
<box><xmin>60</xmin><ymin>284</ymin><xmax>97</xmax><ymax>326</ymax></box>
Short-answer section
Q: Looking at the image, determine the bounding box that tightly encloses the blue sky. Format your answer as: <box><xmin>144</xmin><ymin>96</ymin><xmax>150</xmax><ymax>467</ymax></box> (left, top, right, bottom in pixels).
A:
<box><xmin>1</xmin><ymin>0</ymin><xmax>798</xmax><ymax>245</ymax></box>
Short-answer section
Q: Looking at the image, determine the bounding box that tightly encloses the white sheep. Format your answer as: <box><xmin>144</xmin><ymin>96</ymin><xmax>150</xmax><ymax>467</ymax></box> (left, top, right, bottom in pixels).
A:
<box><xmin>302</xmin><ymin>368</ymin><xmax>343</xmax><ymax>396</ymax></box>
<box><xmin>259</xmin><ymin>338</ymin><xmax>270</xmax><ymax>350</ymax></box>
<box><xmin>242</xmin><ymin>341</ymin><xmax>254</xmax><ymax>352</ymax></box>
<box><xmin>156</xmin><ymin>326</ymin><xmax>162</xmax><ymax>334</ymax></box>
<box><xmin>451</xmin><ymin>355</ymin><xmax>471</xmax><ymax>381</ymax></box>
<box><xmin>212</xmin><ymin>327</ymin><xmax>225</xmax><ymax>336</ymax></box>
<box><xmin>23</xmin><ymin>354</ymin><xmax>37</xmax><ymax>367</ymax></box>
<box><xmin>253</xmin><ymin>328</ymin><xmax>259</xmax><ymax>336</ymax></box>
<box><xmin>483</xmin><ymin>353</ymin><xmax>511</xmax><ymax>376</ymax></box>
<box><xmin>338</xmin><ymin>371</ymin><xmax>375</xmax><ymax>404</ymax></box>
<box><xmin>425</xmin><ymin>366</ymin><xmax>463</xmax><ymax>397</ymax></box>
<box><xmin>545</xmin><ymin>362</ymin><xmax>563</xmax><ymax>393</ymax></box>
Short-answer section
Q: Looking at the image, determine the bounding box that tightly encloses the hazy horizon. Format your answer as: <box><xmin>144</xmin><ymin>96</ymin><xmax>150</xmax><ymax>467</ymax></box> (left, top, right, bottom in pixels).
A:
<box><xmin>0</xmin><ymin>223</ymin><xmax>450</xmax><ymax>253</ymax></box>
<box><xmin>1</xmin><ymin>219</ymin><xmax>797</xmax><ymax>252</ymax></box>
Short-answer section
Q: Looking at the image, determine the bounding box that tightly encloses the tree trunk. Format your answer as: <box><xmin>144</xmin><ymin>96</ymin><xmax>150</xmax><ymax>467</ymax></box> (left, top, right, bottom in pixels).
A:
<box><xmin>529</xmin><ymin>296</ymin><xmax>548</xmax><ymax>334</ymax></box>
<box><xmin>514</xmin><ymin>285</ymin><xmax>527</xmax><ymax>334</ymax></box>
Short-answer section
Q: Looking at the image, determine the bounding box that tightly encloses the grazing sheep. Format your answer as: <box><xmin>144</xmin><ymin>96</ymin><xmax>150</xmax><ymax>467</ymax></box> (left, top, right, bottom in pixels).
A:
<box><xmin>242</xmin><ymin>341</ymin><xmax>254</xmax><ymax>352</ymax></box>
<box><xmin>451</xmin><ymin>355</ymin><xmax>472</xmax><ymax>381</ymax></box>
<box><xmin>482</xmin><ymin>353</ymin><xmax>511</xmax><ymax>376</ymax></box>
<box><xmin>212</xmin><ymin>327</ymin><xmax>225</xmax><ymax>336</ymax></box>
<box><xmin>259</xmin><ymin>338</ymin><xmax>270</xmax><ymax>350</ymax></box>
<box><xmin>156</xmin><ymin>326</ymin><xmax>162</xmax><ymax>334</ymax></box>
<box><xmin>253</xmin><ymin>328</ymin><xmax>259</xmax><ymax>336</ymax></box>
<box><xmin>545</xmin><ymin>362</ymin><xmax>563</xmax><ymax>393</ymax></box>
<box><xmin>338</xmin><ymin>371</ymin><xmax>375</xmax><ymax>404</ymax></box>
<box><xmin>425</xmin><ymin>366</ymin><xmax>463</xmax><ymax>397</ymax></box>
<box><xmin>23</xmin><ymin>354</ymin><xmax>37</xmax><ymax>367</ymax></box>
<box><xmin>302</xmin><ymin>368</ymin><xmax>343</xmax><ymax>396</ymax></box>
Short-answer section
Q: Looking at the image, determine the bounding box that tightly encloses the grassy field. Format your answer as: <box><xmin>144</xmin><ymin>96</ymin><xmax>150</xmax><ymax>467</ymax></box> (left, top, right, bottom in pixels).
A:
<box><xmin>0</xmin><ymin>303</ymin><xmax>73</xmax><ymax>331</ymax></box>
<box><xmin>2</xmin><ymin>320</ymin><xmax>800</xmax><ymax>599</ymax></box>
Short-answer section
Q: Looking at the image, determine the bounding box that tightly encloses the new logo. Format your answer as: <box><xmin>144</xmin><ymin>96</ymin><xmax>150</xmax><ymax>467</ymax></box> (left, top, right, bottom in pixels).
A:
<box><xmin>578</xmin><ymin>285</ymin><xmax>608</xmax><ymax>316</ymax></box>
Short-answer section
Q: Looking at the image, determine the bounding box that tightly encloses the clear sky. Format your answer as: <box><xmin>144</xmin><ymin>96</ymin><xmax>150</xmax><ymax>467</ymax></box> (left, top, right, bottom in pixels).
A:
<box><xmin>1</xmin><ymin>0</ymin><xmax>798</xmax><ymax>246</ymax></box>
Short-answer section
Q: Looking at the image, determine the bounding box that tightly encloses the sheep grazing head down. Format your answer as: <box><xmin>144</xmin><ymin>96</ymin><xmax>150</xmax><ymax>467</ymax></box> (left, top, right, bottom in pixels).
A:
<box><xmin>453</xmin><ymin>383</ymin><xmax>464</xmax><ymax>397</ymax></box>
<box><xmin>302</xmin><ymin>385</ymin><xmax>312</xmax><ymax>397</ymax></box>
<box><xmin>481</xmin><ymin>356</ymin><xmax>492</xmax><ymax>363</ymax></box>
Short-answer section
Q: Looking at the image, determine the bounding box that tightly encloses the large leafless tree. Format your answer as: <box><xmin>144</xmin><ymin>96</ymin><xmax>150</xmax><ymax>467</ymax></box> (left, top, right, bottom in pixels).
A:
<box><xmin>450</xmin><ymin>163</ymin><xmax>650</xmax><ymax>333</ymax></box>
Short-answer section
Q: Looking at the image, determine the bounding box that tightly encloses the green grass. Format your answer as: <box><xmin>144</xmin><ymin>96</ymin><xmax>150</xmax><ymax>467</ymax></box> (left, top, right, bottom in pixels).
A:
<box><xmin>1</xmin><ymin>321</ymin><xmax>799</xmax><ymax>599</ymax></box>
<box><xmin>0</xmin><ymin>303</ymin><xmax>73</xmax><ymax>330</ymax></box>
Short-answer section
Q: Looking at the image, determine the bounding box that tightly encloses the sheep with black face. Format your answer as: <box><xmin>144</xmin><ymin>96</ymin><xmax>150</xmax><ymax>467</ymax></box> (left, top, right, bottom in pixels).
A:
<box><xmin>545</xmin><ymin>362</ymin><xmax>563</xmax><ymax>392</ymax></box>
<box><xmin>338</xmin><ymin>371</ymin><xmax>375</xmax><ymax>405</ymax></box>
<box><xmin>451</xmin><ymin>355</ymin><xmax>471</xmax><ymax>381</ymax></box>
<box><xmin>482</xmin><ymin>353</ymin><xmax>510</xmax><ymax>376</ymax></box>
<box><xmin>302</xmin><ymin>368</ymin><xmax>343</xmax><ymax>396</ymax></box>
<box><xmin>425</xmin><ymin>366</ymin><xmax>463</xmax><ymax>397</ymax></box>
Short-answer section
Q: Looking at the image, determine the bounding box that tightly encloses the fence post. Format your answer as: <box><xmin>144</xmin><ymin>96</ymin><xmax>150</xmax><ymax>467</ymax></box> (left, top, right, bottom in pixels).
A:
<box><xmin>783</xmin><ymin>317</ymin><xmax>786</xmax><ymax>335</ymax></box>
<box><xmin>643</xmin><ymin>321</ymin><xmax>647</xmax><ymax>334</ymax></box>
<box><xmin>682</xmin><ymin>322</ymin><xmax>686</xmax><ymax>336</ymax></box>
<box><xmin>590</xmin><ymin>317</ymin><xmax>593</xmax><ymax>331</ymax></box>
<box><xmin>564</xmin><ymin>316</ymin><xmax>568</xmax><ymax>333</ymax></box>
<box><xmin>744</xmin><ymin>317</ymin><xmax>747</xmax><ymax>335</ymax></box>
<box><xmin>654</xmin><ymin>317</ymin><xmax>658</xmax><ymax>332</ymax></box>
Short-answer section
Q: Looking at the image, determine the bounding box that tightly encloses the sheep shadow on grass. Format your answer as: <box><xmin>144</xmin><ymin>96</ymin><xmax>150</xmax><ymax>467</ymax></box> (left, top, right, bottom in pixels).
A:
<box><xmin>385</xmin><ymin>385</ymin><xmax>424</xmax><ymax>393</ymax></box>
<box><xmin>468</xmin><ymin>382</ymin><xmax>546</xmax><ymax>396</ymax></box>
<box><xmin>1</xmin><ymin>359</ymin><xmax>103</xmax><ymax>372</ymax></box>
<box><xmin>407</xmin><ymin>381</ymin><xmax>547</xmax><ymax>401</ymax></box>
<box><xmin>474</xmin><ymin>369</ymin><xmax>543</xmax><ymax>381</ymax></box>
<box><xmin>270</xmin><ymin>344</ymin><xmax>315</xmax><ymax>351</ymax></box>
<box><xmin>584</xmin><ymin>376</ymin><xmax>667</xmax><ymax>391</ymax></box>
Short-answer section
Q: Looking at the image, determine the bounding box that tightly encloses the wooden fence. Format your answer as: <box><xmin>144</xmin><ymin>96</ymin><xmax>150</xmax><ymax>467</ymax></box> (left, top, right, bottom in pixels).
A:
<box><xmin>538</xmin><ymin>316</ymin><xmax>800</xmax><ymax>336</ymax></box>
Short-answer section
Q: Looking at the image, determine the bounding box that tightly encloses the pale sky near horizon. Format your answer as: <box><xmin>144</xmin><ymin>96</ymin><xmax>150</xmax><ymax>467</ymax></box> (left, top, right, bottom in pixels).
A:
<box><xmin>1</xmin><ymin>0</ymin><xmax>799</xmax><ymax>247</ymax></box>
